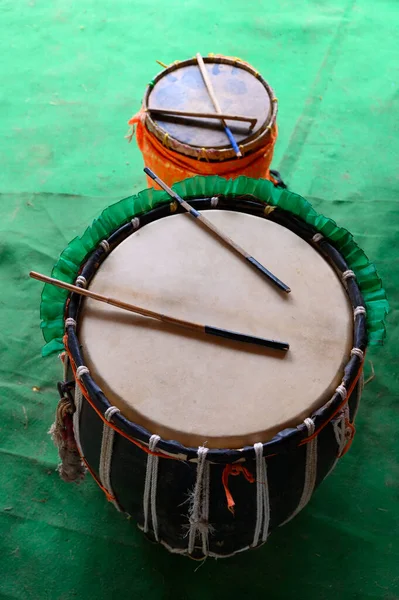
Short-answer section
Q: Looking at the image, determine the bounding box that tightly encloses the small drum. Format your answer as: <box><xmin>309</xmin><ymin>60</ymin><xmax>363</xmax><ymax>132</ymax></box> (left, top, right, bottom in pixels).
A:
<box><xmin>44</xmin><ymin>177</ymin><xmax>387</xmax><ymax>559</ymax></box>
<box><xmin>128</xmin><ymin>55</ymin><xmax>279</xmax><ymax>188</ymax></box>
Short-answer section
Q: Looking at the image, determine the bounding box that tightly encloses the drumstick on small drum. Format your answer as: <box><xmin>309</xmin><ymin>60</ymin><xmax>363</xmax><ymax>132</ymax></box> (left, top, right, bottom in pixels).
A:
<box><xmin>144</xmin><ymin>167</ymin><xmax>291</xmax><ymax>293</ymax></box>
<box><xmin>147</xmin><ymin>107</ymin><xmax>257</xmax><ymax>130</ymax></box>
<box><xmin>196</xmin><ymin>52</ymin><xmax>242</xmax><ymax>157</ymax></box>
<box><xmin>29</xmin><ymin>271</ymin><xmax>289</xmax><ymax>352</ymax></box>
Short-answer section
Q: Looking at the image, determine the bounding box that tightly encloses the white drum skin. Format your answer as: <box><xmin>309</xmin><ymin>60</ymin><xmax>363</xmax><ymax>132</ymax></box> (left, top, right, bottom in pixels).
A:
<box><xmin>79</xmin><ymin>210</ymin><xmax>352</xmax><ymax>449</ymax></box>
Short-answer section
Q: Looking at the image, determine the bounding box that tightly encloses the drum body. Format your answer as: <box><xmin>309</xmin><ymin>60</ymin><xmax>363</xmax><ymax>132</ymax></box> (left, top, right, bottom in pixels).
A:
<box><xmin>129</xmin><ymin>55</ymin><xmax>279</xmax><ymax>188</ymax></box>
<box><xmin>53</xmin><ymin>189</ymin><xmax>370</xmax><ymax>559</ymax></box>
<box><xmin>64</xmin><ymin>362</ymin><xmax>363</xmax><ymax>559</ymax></box>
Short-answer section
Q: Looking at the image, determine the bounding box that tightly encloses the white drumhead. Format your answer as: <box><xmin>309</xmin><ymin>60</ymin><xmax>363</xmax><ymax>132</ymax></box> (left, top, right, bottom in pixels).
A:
<box><xmin>79</xmin><ymin>210</ymin><xmax>352</xmax><ymax>448</ymax></box>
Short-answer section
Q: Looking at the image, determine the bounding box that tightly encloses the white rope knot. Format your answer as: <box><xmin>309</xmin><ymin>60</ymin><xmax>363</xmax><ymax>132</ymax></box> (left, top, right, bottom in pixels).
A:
<box><xmin>75</xmin><ymin>275</ymin><xmax>87</xmax><ymax>288</ymax></box>
<box><xmin>264</xmin><ymin>205</ymin><xmax>276</xmax><ymax>216</ymax></box>
<box><xmin>131</xmin><ymin>217</ymin><xmax>140</xmax><ymax>230</ymax></box>
<box><xmin>148</xmin><ymin>434</ymin><xmax>161</xmax><ymax>452</ymax></box>
<box><xmin>197</xmin><ymin>446</ymin><xmax>208</xmax><ymax>458</ymax></box>
<box><xmin>304</xmin><ymin>417</ymin><xmax>316</xmax><ymax>435</ymax></box>
<box><xmin>210</xmin><ymin>196</ymin><xmax>219</xmax><ymax>208</ymax></box>
<box><xmin>335</xmin><ymin>384</ymin><xmax>347</xmax><ymax>400</ymax></box>
<box><xmin>65</xmin><ymin>318</ymin><xmax>76</xmax><ymax>329</ymax></box>
<box><xmin>354</xmin><ymin>306</ymin><xmax>367</xmax><ymax>318</ymax></box>
<box><xmin>104</xmin><ymin>406</ymin><xmax>120</xmax><ymax>422</ymax></box>
<box><xmin>312</xmin><ymin>233</ymin><xmax>324</xmax><ymax>243</ymax></box>
<box><xmin>143</xmin><ymin>434</ymin><xmax>161</xmax><ymax>540</ymax></box>
<box><xmin>252</xmin><ymin>442</ymin><xmax>270</xmax><ymax>547</ymax></box>
<box><xmin>351</xmin><ymin>347</ymin><xmax>364</xmax><ymax>360</ymax></box>
<box><xmin>333</xmin><ymin>404</ymin><xmax>350</xmax><ymax>452</ymax></box>
<box><xmin>76</xmin><ymin>365</ymin><xmax>89</xmax><ymax>380</ymax></box>
<box><xmin>188</xmin><ymin>446</ymin><xmax>210</xmax><ymax>556</ymax></box>
<box><xmin>342</xmin><ymin>269</ymin><xmax>355</xmax><ymax>281</ymax></box>
<box><xmin>100</xmin><ymin>239</ymin><xmax>110</xmax><ymax>253</ymax></box>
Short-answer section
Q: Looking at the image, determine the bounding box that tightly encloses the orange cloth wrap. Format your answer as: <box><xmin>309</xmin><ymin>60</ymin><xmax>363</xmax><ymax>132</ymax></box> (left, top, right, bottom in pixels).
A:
<box><xmin>129</xmin><ymin>112</ymin><xmax>278</xmax><ymax>189</ymax></box>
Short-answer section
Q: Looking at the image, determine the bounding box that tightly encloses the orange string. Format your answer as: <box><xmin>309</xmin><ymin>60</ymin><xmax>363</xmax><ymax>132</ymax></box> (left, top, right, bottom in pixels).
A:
<box><xmin>81</xmin><ymin>456</ymin><xmax>116</xmax><ymax>503</ymax></box>
<box><xmin>222</xmin><ymin>464</ymin><xmax>255</xmax><ymax>514</ymax></box>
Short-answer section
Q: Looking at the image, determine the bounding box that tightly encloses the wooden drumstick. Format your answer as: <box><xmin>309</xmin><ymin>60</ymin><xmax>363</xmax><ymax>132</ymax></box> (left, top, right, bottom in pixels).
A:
<box><xmin>30</xmin><ymin>271</ymin><xmax>289</xmax><ymax>352</ymax></box>
<box><xmin>147</xmin><ymin>107</ymin><xmax>257</xmax><ymax>130</ymax></box>
<box><xmin>196</xmin><ymin>52</ymin><xmax>242</xmax><ymax>157</ymax></box>
<box><xmin>144</xmin><ymin>167</ymin><xmax>291</xmax><ymax>293</ymax></box>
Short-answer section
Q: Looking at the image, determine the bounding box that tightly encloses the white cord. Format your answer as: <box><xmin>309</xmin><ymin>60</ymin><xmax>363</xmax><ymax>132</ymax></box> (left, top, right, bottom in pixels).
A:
<box><xmin>143</xmin><ymin>434</ymin><xmax>161</xmax><ymax>541</ymax></box>
<box><xmin>252</xmin><ymin>443</ymin><xmax>270</xmax><ymax>546</ymax></box>
<box><xmin>281</xmin><ymin>417</ymin><xmax>317</xmax><ymax>525</ymax></box>
<box><xmin>188</xmin><ymin>447</ymin><xmax>210</xmax><ymax>555</ymax></box>
<box><xmin>99</xmin><ymin>421</ymin><xmax>121</xmax><ymax>511</ymax></box>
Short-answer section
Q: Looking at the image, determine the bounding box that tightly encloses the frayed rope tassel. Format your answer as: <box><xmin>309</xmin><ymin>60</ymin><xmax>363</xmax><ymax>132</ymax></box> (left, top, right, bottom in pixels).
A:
<box><xmin>49</xmin><ymin>396</ymin><xmax>86</xmax><ymax>482</ymax></box>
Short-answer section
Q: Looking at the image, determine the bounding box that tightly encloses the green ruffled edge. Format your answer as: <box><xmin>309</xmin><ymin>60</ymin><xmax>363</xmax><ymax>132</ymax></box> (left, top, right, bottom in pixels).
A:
<box><xmin>40</xmin><ymin>176</ymin><xmax>389</xmax><ymax>356</ymax></box>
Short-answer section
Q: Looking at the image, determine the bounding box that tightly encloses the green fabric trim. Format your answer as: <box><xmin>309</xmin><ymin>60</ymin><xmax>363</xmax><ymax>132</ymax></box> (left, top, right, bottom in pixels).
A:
<box><xmin>40</xmin><ymin>176</ymin><xmax>388</xmax><ymax>356</ymax></box>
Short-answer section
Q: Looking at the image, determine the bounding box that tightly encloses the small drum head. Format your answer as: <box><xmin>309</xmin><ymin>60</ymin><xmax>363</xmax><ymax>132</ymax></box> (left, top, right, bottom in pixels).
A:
<box><xmin>144</xmin><ymin>56</ymin><xmax>276</xmax><ymax>159</ymax></box>
<box><xmin>79</xmin><ymin>210</ymin><xmax>353</xmax><ymax>449</ymax></box>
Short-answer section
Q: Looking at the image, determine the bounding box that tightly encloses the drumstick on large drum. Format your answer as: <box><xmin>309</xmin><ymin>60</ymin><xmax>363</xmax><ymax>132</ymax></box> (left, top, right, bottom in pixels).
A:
<box><xmin>30</xmin><ymin>271</ymin><xmax>289</xmax><ymax>351</ymax></box>
<box><xmin>144</xmin><ymin>167</ymin><xmax>291</xmax><ymax>293</ymax></box>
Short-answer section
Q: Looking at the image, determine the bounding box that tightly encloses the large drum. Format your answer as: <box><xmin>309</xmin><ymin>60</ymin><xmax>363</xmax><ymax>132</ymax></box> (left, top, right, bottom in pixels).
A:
<box><xmin>128</xmin><ymin>55</ymin><xmax>279</xmax><ymax>188</ymax></box>
<box><xmin>42</xmin><ymin>177</ymin><xmax>387</xmax><ymax>559</ymax></box>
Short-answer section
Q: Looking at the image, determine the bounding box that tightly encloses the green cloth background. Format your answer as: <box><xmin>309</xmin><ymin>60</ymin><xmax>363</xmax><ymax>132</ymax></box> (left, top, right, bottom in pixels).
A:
<box><xmin>0</xmin><ymin>1</ymin><xmax>397</xmax><ymax>598</ymax></box>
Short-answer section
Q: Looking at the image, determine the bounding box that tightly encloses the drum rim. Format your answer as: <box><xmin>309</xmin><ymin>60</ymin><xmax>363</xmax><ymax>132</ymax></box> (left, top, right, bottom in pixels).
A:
<box><xmin>142</xmin><ymin>55</ymin><xmax>278</xmax><ymax>162</ymax></box>
<box><xmin>64</xmin><ymin>195</ymin><xmax>367</xmax><ymax>463</ymax></box>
